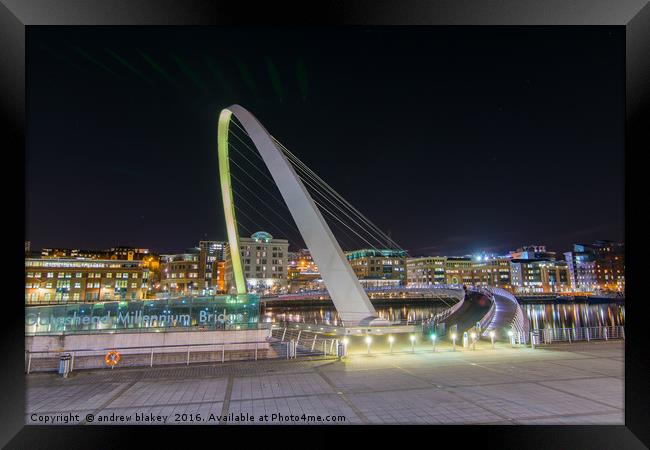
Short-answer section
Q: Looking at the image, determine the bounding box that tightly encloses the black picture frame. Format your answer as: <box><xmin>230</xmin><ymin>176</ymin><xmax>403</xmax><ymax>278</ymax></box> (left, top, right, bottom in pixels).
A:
<box><xmin>2</xmin><ymin>0</ymin><xmax>648</xmax><ymax>447</ymax></box>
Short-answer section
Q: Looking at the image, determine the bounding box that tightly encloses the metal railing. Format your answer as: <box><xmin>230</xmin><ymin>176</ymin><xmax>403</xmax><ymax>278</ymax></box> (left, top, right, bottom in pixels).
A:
<box><xmin>25</xmin><ymin>331</ymin><xmax>337</xmax><ymax>374</ymax></box>
<box><xmin>509</xmin><ymin>325</ymin><xmax>625</xmax><ymax>347</ymax></box>
<box><xmin>478</xmin><ymin>296</ymin><xmax>497</xmax><ymax>336</ymax></box>
<box><xmin>269</xmin><ymin>326</ymin><xmax>341</xmax><ymax>359</ymax></box>
<box><xmin>538</xmin><ymin>326</ymin><xmax>624</xmax><ymax>344</ymax></box>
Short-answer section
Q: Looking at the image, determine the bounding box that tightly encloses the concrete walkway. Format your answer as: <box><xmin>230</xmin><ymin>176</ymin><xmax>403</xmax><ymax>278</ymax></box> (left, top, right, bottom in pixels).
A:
<box><xmin>26</xmin><ymin>341</ymin><xmax>624</xmax><ymax>425</ymax></box>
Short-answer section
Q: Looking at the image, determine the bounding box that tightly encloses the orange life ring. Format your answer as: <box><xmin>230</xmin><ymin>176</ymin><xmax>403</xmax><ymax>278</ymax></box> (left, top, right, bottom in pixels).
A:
<box><xmin>104</xmin><ymin>350</ymin><xmax>121</xmax><ymax>366</ymax></box>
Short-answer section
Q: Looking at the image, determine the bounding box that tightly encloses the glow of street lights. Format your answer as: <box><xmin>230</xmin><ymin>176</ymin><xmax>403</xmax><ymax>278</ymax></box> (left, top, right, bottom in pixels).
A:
<box><xmin>365</xmin><ymin>335</ymin><xmax>372</xmax><ymax>355</ymax></box>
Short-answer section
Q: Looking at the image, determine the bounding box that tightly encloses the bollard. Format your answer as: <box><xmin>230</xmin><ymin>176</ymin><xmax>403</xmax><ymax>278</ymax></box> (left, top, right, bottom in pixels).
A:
<box><xmin>150</xmin><ymin>348</ymin><xmax>154</xmax><ymax>367</ymax></box>
<box><xmin>586</xmin><ymin>328</ymin><xmax>590</xmax><ymax>342</ymax></box>
<box><xmin>489</xmin><ymin>331</ymin><xmax>495</xmax><ymax>349</ymax></box>
<box><xmin>452</xmin><ymin>333</ymin><xmax>457</xmax><ymax>351</ymax></box>
<box><xmin>388</xmin><ymin>336</ymin><xmax>394</xmax><ymax>354</ymax></box>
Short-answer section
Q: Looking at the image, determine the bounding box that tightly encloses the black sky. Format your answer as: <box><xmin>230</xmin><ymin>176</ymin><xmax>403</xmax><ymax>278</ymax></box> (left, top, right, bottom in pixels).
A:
<box><xmin>26</xmin><ymin>26</ymin><xmax>625</xmax><ymax>256</ymax></box>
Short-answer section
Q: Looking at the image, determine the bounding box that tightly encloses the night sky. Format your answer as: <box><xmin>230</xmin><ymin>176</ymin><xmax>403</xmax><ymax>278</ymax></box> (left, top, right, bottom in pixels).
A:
<box><xmin>26</xmin><ymin>27</ymin><xmax>625</xmax><ymax>256</ymax></box>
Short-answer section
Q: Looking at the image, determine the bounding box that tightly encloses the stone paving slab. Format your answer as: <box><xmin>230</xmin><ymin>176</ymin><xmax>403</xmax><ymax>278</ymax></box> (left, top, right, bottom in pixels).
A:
<box><xmin>26</xmin><ymin>341</ymin><xmax>624</xmax><ymax>425</ymax></box>
<box><xmin>538</xmin><ymin>377</ymin><xmax>624</xmax><ymax>409</ymax></box>
<box><xmin>231</xmin><ymin>373</ymin><xmax>332</xmax><ymax>400</ymax></box>
<box><xmin>451</xmin><ymin>381</ymin><xmax>621</xmax><ymax>422</ymax></box>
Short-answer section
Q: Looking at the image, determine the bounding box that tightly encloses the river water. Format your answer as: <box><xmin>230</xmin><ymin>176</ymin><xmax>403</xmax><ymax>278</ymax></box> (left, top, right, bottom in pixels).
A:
<box><xmin>262</xmin><ymin>300</ymin><xmax>625</xmax><ymax>330</ymax></box>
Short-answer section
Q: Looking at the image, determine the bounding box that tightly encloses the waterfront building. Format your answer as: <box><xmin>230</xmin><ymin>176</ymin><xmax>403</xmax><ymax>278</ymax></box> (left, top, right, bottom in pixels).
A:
<box><xmin>160</xmin><ymin>244</ymin><xmax>226</xmax><ymax>296</ymax></box>
<box><xmin>198</xmin><ymin>241</ymin><xmax>227</xmax><ymax>294</ymax></box>
<box><xmin>230</xmin><ymin>231</ymin><xmax>289</xmax><ymax>294</ymax></box>
<box><xmin>564</xmin><ymin>247</ymin><xmax>597</xmax><ymax>292</ymax></box>
<box><xmin>41</xmin><ymin>246</ymin><xmax>153</xmax><ymax>261</ymax></box>
<box><xmin>509</xmin><ymin>259</ymin><xmax>571</xmax><ymax>294</ymax></box>
<box><xmin>509</xmin><ymin>245</ymin><xmax>556</xmax><ymax>260</ymax></box>
<box><xmin>345</xmin><ymin>249</ymin><xmax>407</xmax><ymax>288</ymax></box>
<box><xmin>160</xmin><ymin>249</ymin><xmax>201</xmax><ymax>296</ymax></box>
<box><xmin>471</xmin><ymin>256</ymin><xmax>512</xmax><ymax>289</ymax></box>
<box><xmin>288</xmin><ymin>249</ymin><xmax>323</xmax><ymax>293</ymax></box>
<box><xmin>573</xmin><ymin>241</ymin><xmax>625</xmax><ymax>292</ymax></box>
<box><xmin>444</xmin><ymin>256</ymin><xmax>474</xmax><ymax>285</ymax></box>
<box><xmin>405</xmin><ymin>256</ymin><xmax>446</xmax><ymax>286</ymax></box>
<box><xmin>25</xmin><ymin>258</ymin><xmax>150</xmax><ymax>304</ymax></box>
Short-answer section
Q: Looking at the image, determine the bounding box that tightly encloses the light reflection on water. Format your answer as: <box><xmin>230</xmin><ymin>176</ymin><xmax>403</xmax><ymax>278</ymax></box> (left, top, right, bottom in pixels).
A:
<box><xmin>263</xmin><ymin>301</ymin><xmax>625</xmax><ymax>329</ymax></box>
<box><xmin>525</xmin><ymin>302</ymin><xmax>625</xmax><ymax>329</ymax></box>
<box><xmin>263</xmin><ymin>304</ymin><xmax>449</xmax><ymax>326</ymax></box>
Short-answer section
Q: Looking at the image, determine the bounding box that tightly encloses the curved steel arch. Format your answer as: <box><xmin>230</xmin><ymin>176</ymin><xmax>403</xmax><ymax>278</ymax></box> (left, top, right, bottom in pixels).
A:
<box><xmin>218</xmin><ymin>104</ymin><xmax>381</xmax><ymax>325</ymax></box>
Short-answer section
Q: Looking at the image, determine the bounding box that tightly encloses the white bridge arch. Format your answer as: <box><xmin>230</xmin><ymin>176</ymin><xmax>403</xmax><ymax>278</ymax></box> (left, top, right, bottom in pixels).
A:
<box><xmin>218</xmin><ymin>105</ymin><xmax>387</xmax><ymax>326</ymax></box>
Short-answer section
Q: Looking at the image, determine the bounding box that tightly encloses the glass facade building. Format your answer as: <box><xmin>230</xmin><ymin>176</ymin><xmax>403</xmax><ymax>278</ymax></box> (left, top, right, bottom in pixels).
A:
<box><xmin>25</xmin><ymin>294</ymin><xmax>260</xmax><ymax>334</ymax></box>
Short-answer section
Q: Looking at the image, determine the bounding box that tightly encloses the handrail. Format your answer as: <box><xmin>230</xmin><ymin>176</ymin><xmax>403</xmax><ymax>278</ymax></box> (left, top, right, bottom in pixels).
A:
<box><xmin>25</xmin><ymin>339</ymin><xmax>272</xmax><ymax>355</ymax></box>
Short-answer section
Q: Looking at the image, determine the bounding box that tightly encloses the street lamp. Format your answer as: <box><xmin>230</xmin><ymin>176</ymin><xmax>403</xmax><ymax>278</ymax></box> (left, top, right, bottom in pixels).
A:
<box><xmin>451</xmin><ymin>333</ymin><xmax>457</xmax><ymax>351</ymax></box>
<box><xmin>471</xmin><ymin>332</ymin><xmax>477</xmax><ymax>350</ymax></box>
<box><xmin>489</xmin><ymin>330</ymin><xmax>496</xmax><ymax>349</ymax></box>
<box><xmin>431</xmin><ymin>334</ymin><xmax>437</xmax><ymax>352</ymax></box>
<box><xmin>365</xmin><ymin>335</ymin><xmax>372</xmax><ymax>354</ymax></box>
<box><xmin>508</xmin><ymin>330</ymin><xmax>514</xmax><ymax>347</ymax></box>
<box><xmin>410</xmin><ymin>334</ymin><xmax>416</xmax><ymax>353</ymax></box>
<box><xmin>388</xmin><ymin>335</ymin><xmax>394</xmax><ymax>354</ymax></box>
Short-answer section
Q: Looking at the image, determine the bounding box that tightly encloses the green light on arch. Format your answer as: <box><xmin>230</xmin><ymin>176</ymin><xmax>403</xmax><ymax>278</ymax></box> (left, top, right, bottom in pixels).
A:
<box><xmin>218</xmin><ymin>109</ymin><xmax>247</xmax><ymax>294</ymax></box>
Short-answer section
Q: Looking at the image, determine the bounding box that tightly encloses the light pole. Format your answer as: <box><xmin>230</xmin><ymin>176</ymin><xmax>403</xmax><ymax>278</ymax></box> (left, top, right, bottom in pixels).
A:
<box><xmin>388</xmin><ymin>335</ymin><xmax>394</xmax><ymax>354</ymax></box>
<box><xmin>489</xmin><ymin>330</ymin><xmax>495</xmax><ymax>349</ymax></box>
<box><xmin>471</xmin><ymin>332</ymin><xmax>477</xmax><ymax>350</ymax></box>
<box><xmin>410</xmin><ymin>334</ymin><xmax>416</xmax><ymax>353</ymax></box>
<box><xmin>365</xmin><ymin>335</ymin><xmax>372</xmax><ymax>355</ymax></box>
<box><xmin>431</xmin><ymin>334</ymin><xmax>437</xmax><ymax>352</ymax></box>
<box><xmin>508</xmin><ymin>330</ymin><xmax>514</xmax><ymax>348</ymax></box>
<box><xmin>452</xmin><ymin>333</ymin><xmax>457</xmax><ymax>351</ymax></box>
<box><xmin>342</xmin><ymin>337</ymin><xmax>349</xmax><ymax>357</ymax></box>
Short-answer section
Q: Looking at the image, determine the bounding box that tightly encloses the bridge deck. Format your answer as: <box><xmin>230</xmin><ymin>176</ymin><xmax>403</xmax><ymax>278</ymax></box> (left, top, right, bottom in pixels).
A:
<box><xmin>483</xmin><ymin>290</ymin><xmax>524</xmax><ymax>339</ymax></box>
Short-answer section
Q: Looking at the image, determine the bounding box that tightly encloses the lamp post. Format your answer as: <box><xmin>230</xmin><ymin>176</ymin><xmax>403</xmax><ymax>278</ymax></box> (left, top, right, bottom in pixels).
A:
<box><xmin>431</xmin><ymin>334</ymin><xmax>437</xmax><ymax>352</ymax></box>
<box><xmin>388</xmin><ymin>335</ymin><xmax>394</xmax><ymax>354</ymax></box>
<box><xmin>410</xmin><ymin>334</ymin><xmax>416</xmax><ymax>353</ymax></box>
<box><xmin>489</xmin><ymin>330</ymin><xmax>495</xmax><ymax>349</ymax></box>
<box><xmin>342</xmin><ymin>337</ymin><xmax>349</xmax><ymax>357</ymax></box>
<box><xmin>365</xmin><ymin>336</ymin><xmax>372</xmax><ymax>355</ymax></box>
<box><xmin>452</xmin><ymin>333</ymin><xmax>457</xmax><ymax>351</ymax></box>
<box><xmin>508</xmin><ymin>330</ymin><xmax>514</xmax><ymax>348</ymax></box>
<box><xmin>471</xmin><ymin>332</ymin><xmax>477</xmax><ymax>350</ymax></box>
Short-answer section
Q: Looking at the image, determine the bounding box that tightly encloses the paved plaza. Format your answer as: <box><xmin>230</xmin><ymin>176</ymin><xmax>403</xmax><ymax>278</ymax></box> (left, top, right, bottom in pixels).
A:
<box><xmin>25</xmin><ymin>340</ymin><xmax>624</xmax><ymax>425</ymax></box>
